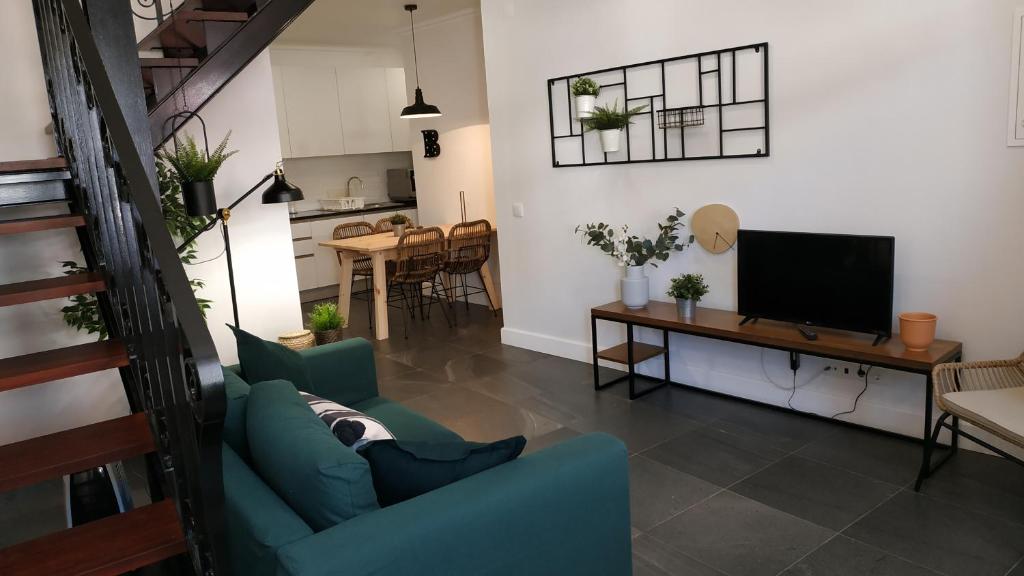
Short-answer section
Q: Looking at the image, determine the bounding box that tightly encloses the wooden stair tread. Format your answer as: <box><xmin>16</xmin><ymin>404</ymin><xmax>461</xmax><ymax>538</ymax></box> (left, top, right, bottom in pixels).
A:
<box><xmin>597</xmin><ymin>342</ymin><xmax>666</xmax><ymax>364</ymax></box>
<box><xmin>139</xmin><ymin>57</ymin><xmax>200</xmax><ymax>68</ymax></box>
<box><xmin>0</xmin><ymin>158</ymin><xmax>68</xmax><ymax>175</ymax></box>
<box><xmin>137</xmin><ymin>9</ymin><xmax>249</xmax><ymax>51</ymax></box>
<box><xmin>0</xmin><ymin>214</ymin><xmax>85</xmax><ymax>235</ymax></box>
<box><xmin>0</xmin><ymin>272</ymin><xmax>105</xmax><ymax>307</ymax></box>
<box><xmin>0</xmin><ymin>499</ymin><xmax>185</xmax><ymax>576</ymax></box>
<box><xmin>0</xmin><ymin>413</ymin><xmax>155</xmax><ymax>493</ymax></box>
<box><xmin>0</xmin><ymin>340</ymin><xmax>129</xmax><ymax>393</ymax></box>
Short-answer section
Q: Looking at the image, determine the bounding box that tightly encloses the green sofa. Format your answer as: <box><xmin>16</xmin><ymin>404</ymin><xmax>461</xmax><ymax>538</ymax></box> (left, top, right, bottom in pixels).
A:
<box><xmin>221</xmin><ymin>337</ymin><xmax>632</xmax><ymax>576</ymax></box>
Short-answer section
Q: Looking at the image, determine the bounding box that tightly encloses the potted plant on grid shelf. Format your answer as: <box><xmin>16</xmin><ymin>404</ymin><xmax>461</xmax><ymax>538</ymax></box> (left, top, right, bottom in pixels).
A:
<box><xmin>667</xmin><ymin>273</ymin><xmax>709</xmax><ymax>320</ymax></box>
<box><xmin>389</xmin><ymin>213</ymin><xmax>412</xmax><ymax>237</ymax></box>
<box><xmin>576</xmin><ymin>208</ymin><xmax>692</xmax><ymax>309</ymax></box>
<box><xmin>308</xmin><ymin>302</ymin><xmax>344</xmax><ymax>345</ymax></box>
<box><xmin>571</xmin><ymin>77</ymin><xmax>600</xmax><ymax>119</ymax></box>
<box><xmin>159</xmin><ymin>132</ymin><xmax>237</xmax><ymax>217</ymax></box>
<box><xmin>581</xmin><ymin>99</ymin><xmax>648</xmax><ymax>153</ymax></box>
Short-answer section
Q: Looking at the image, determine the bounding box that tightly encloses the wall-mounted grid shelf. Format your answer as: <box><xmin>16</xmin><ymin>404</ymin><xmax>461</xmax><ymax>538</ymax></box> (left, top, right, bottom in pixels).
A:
<box><xmin>547</xmin><ymin>42</ymin><xmax>769</xmax><ymax>168</ymax></box>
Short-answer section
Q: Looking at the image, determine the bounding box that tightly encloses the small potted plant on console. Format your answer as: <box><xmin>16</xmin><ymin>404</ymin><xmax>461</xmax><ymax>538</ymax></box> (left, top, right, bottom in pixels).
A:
<box><xmin>667</xmin><ymin>273</ymin><xmax>709</xmax><ymax>320</ymax></box>
<box><xmin>308</xmin><ymin>302</ymin><xmax>344</xmax><ymax>345</ymax></box>
<box><xmin>389</xmin><ymin>213</ymin><xmax>412</xmax><ymax>237</ymax></box>
<box><xmin>571</xmin><ymin>77</ymin><xmax>600</xmax><ymax>119</ymax></box>
<box><xmin>582</xmin><ymin>99</ymin><xmax>648</xmax><ymax>153</ymax></box>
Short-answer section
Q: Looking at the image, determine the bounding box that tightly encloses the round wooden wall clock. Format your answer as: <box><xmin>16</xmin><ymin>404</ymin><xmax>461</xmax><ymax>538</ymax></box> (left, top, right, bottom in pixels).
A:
<box><xmin>691</xmin><ymin>204</ymin><xmax>739</xmax><ymax>254</ymax></box>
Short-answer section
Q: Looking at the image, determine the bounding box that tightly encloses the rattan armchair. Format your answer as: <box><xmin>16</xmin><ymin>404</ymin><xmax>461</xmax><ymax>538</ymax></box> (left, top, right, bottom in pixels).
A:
<box><xmin>916</xmin><ymin>352</ymin><xmax>1024</xmax><ymax>490</ymax></box>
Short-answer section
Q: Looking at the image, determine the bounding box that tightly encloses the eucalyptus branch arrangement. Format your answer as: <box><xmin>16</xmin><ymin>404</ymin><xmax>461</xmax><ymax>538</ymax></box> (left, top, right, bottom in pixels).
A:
<box><xmin>158</xmin><ymin>131</ymin><xmax>237</xmax><ymax>184</ymax></box>
<box><xmin>575</xmin><ymin>208</ymin><xmax>693</xmax><ymax>267</ymax></box>
<box><xmin>581</xmin><ymin>99</ymin><xmax>648</xmax><ymax>131</ymax></box>
<box><xmin>60</xmin><ymin>160</ymin><xmax>213</xmax><ymax>339</ymax></box>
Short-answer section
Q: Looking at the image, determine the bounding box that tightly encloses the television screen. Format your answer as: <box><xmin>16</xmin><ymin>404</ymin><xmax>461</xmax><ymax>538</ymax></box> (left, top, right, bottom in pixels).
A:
<box><xmin>736</xmin><ymin>230</ymin><xmax>895</xmax><ymax>336</ymax></box>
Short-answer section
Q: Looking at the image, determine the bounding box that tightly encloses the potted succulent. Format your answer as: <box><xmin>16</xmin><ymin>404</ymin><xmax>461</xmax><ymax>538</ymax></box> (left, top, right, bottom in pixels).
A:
<box><xmin>576</xmin><ymin>208</ymin><xmax>692</xmax><ymax>309</ymax></box>
<box><xmin>159</xmin><ymin>132</ymin><xmax>237</xmax><ymax>217</ymax></box>
<box><xmin>581</xmin><ymin>99</ymin><xmax>648</xmax><ymax>153</ymax></box>
<box><xmin>389</xmin><ymin>213</ymin><xmax>412</xmax><ymax>237</ymax></box>
<box><xmin>667</xmin><ymin>273</ymin><xmax>709</xmax><ymax>320</ymax></box>
<box><xmin>571</xmin><ymin>77</ymin><xmax>600</xmax><ymax>119</ymax></box>
<box><xmin>308</xmin><ymin>302</ymin><xmax>344</xmax><ymax>345</ymax></box>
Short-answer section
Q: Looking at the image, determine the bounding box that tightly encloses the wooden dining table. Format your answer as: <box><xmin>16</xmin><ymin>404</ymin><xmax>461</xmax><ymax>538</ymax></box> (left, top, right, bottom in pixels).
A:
<box><xmin>318</xmin><ymin>224</ymin><xmax>500</xmax><ymax>340</ymax></box>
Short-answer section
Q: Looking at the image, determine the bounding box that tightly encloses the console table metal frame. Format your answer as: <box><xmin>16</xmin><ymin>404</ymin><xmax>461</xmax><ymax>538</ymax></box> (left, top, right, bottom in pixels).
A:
<box><xmin>590</xmin><ymin>300</ymin><xmax>963</xmax><ymax>484</ymax></box>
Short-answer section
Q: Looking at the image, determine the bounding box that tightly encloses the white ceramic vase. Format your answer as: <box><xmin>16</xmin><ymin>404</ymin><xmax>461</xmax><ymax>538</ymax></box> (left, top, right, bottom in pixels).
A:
<box><xmin>600</xmin><ymin>129</ymin><xmax>621</xmax><ymax>153</ymax></box>
<box><xmin>575</xmin><ymin>95</ymin><xmax>596</xmax><ymax>118</ymax></box>
<box><xmin>621</xmin><ymin>265</ymin><xmax>649</xmax><ymax>309</ymax></box>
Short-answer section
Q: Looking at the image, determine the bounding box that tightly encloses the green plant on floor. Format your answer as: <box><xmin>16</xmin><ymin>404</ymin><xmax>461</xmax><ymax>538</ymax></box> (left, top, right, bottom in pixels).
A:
<box><xmin>389</xmin><ymin>213</ymin><xmax>412</xmax><ymax>225</ymax></box>
<box><xmin>575</xmin><ymin>208</ymin><xmax>693</xmax><ymax>268</ymax></box>
<box><xmin>308</xmin><ymin>302</ymin><xmax>344</xmax><ymax>332</ymax></box>
<box><xmin>581</xmin><ymin>99</ymin><xmax>648</xmax><ymax>131</ymax></box>
<box><xmin>158</xmin><ymin>131</ymin><xmax>237</xmax><ymax>184</ymax></box>
<box><xmin>60</xmin><ymin>160</ymin><xmax>213</xmax><ymax>340</ymax></box>
<box><xmin>667</xmin><ymin>273</ymin><xmax>710</xmax><ymax>302</ymax></box>
<box><xmin>571</xmin><ymin>77</ymin><xmax>600</xmax><ymax>97</ymax></box>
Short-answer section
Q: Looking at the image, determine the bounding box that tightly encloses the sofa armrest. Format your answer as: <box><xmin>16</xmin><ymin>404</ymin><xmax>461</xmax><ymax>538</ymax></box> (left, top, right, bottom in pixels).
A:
<box><xmin>297</xmin><ymin>337</ymin><xmax>379</xmax><ymax>405</ymax></box>
<box><xmin>275</xmin><ymin>433</ymin><xmax>631</xmax><ymax>576</ymax></box>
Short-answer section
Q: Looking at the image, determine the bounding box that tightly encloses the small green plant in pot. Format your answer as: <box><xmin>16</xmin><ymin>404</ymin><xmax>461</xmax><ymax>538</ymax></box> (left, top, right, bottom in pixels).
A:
<box><xmin>308</xmin><ymin>302</ymin><xmax>344</xmax><ymax>345</ymax></box>
<box><xmin>571</xmin><ymin>77</ymin><xmax>600</xmax><ymax>119</ymax></box>
<box><xmin>389</xmin><ymin>213</ymin><xmax>412</xmax><ymax>237</ymax></box>
<box><xmin>158</xmin><ymin>131</ymin><xmax>237</xmax><ymax>217</ymax></box>
<box><xmin>581</xmin><ymin>99</ymin><xmax>648</xmax><ymax>153</ymax></box>
<box><xmin>667</xmin><ymin>273</ymin><xmax>709</xmax><ymax>320</ymax></box>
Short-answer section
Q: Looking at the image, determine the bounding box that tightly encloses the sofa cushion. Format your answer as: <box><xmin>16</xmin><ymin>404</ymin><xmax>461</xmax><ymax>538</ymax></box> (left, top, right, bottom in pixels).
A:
<box><xmin>300</xmin><ymin>391</ymin><xmax>395</xmax><ymax>450</ymax></box>
<box><xmin>353</xmin><ymin>397</ymin><xmax>463</xmax><ymax>443</ymax></box>
<box><xmin>247</xmin><ymin>380</ymin><xmax>379</xmax><ymax>531</ymax></box>
<box><xmin>222</xmin><ymin>444</ymin><xmax>312</xmax><ymax>576</ymax></box>
<box><xmin>360</xmin><ymin>436</ymin><xmax>526</xmax><ymax>506</ymax></box>
<box><xmin>229</xmin><ymin>325</ymin><xmax>312</xmax><ymax>392</ymax></box>
<box><xmin>222</xmin><ymin>367</ymin><xmax>252</xmax><ymax>461</ymax></box>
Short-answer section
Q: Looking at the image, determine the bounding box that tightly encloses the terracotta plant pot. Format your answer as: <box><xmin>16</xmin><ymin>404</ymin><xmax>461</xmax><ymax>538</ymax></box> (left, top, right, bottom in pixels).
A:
<box><xmin>898</xmin><ymin>312</ymin><xmax>937</xmax><ymax>352</ymax></box>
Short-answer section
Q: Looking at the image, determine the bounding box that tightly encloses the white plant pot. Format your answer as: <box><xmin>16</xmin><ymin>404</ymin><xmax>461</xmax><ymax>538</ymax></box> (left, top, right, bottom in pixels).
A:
<box><xmin>600</xmin><ymin>129</ymin><xmax>621</xmax><ymax>153</ymax></box>
<box><xmin>621</xmin><ymin>265</ymin><xmax>649</xmax><ymax>309</ymax></box>
<box><xmin>575</xmin><ymin>95</ymin><xmax>596</xmax><ymax>118</ymax></box>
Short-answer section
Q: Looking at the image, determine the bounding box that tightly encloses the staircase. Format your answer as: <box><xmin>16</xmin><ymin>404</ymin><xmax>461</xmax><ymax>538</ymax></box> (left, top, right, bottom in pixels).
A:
<box><xmin>0</xmin><ymin>0</ymin><xmax>309</xmax><ymax>573</ymax></box>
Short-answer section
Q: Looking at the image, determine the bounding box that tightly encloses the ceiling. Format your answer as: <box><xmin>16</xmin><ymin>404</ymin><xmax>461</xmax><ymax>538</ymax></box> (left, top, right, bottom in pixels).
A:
<box><xmin>277</xmin><ymin>0</ymin><xmax>479</xmax><ymax>47</ymax></box>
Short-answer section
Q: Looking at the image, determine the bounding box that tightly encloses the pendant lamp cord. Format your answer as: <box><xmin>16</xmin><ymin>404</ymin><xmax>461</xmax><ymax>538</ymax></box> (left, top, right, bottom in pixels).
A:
<box><xmin>409</xmin><ymin>9</ymin><xmax>421</xmax><ymax>88</ymax></box>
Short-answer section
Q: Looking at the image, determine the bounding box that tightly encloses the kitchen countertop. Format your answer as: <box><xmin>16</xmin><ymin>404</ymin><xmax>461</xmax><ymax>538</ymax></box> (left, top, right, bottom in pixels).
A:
<box><xmin>289</xmin><ymin>200</ymin><xmax>417</xmax><ymax>223</ymax></box>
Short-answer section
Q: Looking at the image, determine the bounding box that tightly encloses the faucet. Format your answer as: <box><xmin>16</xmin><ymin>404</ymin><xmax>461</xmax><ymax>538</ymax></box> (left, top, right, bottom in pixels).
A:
<box><xmin>346</xmin><ymin>176</ymin><xmax>363</xmax><ymax>197</ymax></box>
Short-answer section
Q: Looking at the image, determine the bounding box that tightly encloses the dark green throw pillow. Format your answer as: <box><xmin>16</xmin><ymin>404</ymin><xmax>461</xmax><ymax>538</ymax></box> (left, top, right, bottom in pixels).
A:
<box><xmin>359</xmin><ymin>436</ymin><xmax>526</xmax><ymax>506</ymax></box>
<box><xmin>227</xmin><ymin>324</ymin><xmax>311</xmax><ymax>392</ymax></box>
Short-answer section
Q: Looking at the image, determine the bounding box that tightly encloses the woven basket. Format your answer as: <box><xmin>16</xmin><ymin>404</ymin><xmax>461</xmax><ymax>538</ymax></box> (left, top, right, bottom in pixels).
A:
<box><xmin>278</xmin><ymin>330</ymin><xmax>315</xmax><ymax>351</ymax></box>
<box><xmin>314</xmin><ymin>328</ymin><xmax>343</xmax><ymax>346</ymax></box>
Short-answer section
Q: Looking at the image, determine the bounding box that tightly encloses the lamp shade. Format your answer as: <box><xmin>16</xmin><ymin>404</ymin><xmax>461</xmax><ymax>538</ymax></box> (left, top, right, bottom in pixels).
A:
<box><xmin>262</xmin><ymin>172</ymin><xmax>303</xmax><ymax>204</ymax></box>
<box><xmin>400</xmin><ymin>87</ymin><xmax>442</xmax><ymax>119</ymax></box>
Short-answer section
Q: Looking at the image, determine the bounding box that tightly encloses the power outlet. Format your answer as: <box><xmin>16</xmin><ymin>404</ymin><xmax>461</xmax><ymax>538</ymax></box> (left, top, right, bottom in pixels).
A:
<box><xmin>824</xmin><ymin>362</ymin><xmax>871</xmax><ymax>380</ymax></box>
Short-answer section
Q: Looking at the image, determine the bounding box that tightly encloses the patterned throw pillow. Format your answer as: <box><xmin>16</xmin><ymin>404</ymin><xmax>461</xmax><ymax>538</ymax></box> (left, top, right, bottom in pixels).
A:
<box><xmin>299</xmin><ymin>391</ymin><xmax>395</xmax><ymax>450</ymax></box>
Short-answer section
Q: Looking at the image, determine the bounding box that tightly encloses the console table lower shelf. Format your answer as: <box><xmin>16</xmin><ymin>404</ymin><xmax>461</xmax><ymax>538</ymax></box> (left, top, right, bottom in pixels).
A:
<box><xmin>590</xmin><ymin>300</ymin><xmax>964</xmax><ymax>484</ymax></box>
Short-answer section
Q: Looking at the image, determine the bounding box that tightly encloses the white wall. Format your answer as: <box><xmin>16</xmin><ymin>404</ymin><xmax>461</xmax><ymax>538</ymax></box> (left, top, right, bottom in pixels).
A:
<box><xmin>481</xmin><ymin>0</ymin><xmax>1024</xmax><ymax>443</ymax></box>
<box><xmin>174</xmin><ymin>51</ymin><xmax>303</xmax><ymax>364</ymax></box>
<box><xmin>399</xmin><ymin>9</ymin><xmax>496</xmax><ymax>227</ymax></box>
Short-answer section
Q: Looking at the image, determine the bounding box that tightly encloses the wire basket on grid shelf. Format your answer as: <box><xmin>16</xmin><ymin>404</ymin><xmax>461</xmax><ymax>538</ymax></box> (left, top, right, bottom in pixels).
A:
<box><xmin>657</xmin><ymin>106</ymin><xmax>704</xmax><ymax>129</ymax></box>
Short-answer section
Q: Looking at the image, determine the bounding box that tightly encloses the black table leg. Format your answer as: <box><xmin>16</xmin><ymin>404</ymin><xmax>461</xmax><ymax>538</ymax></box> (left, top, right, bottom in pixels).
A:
<box><xmin>663</xmin><ymin>329</ymin><xmax>671</xmax><ymax>385</ymax></box>
<box><xmin>627</xmin><ymin>323</ymin><xmax>636</xmax><ymax>398</ymax></box>
<box><xmin>917</xmin><ymin>372</ymin><xmax>935</xmax><ymax>486</ymax></box>
<box><xmin>591</xmin><ymin>314</ymin><xmax>600</xmax><ymax>391</ymax></box>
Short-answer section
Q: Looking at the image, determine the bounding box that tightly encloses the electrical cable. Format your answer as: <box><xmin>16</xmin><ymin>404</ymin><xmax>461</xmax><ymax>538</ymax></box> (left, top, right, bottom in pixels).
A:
<box><xmin>832</xmin><ymin>365</ymin><xmax>874</xmax><ymax>418</ymax></box>
<box><xmin>184</xmin><ymin>224</ymin><xmax>226</xmax><ymax>265</ymax></box>
<box><xmin>787</xmin><ymin>368</ymin><xmax>798</xmax><ymax>410</ymax></box>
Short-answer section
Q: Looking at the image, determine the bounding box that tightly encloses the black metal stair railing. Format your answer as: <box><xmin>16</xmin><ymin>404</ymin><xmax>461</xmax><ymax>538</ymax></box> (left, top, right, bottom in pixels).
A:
<box><xmin>32</xmin><ymin>0</ymin><xmax>226</xmax><ymax>574</ymax></box>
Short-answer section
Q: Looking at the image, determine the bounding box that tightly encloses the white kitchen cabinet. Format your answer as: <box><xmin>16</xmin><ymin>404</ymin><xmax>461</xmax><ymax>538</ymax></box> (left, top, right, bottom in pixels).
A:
<box><xmin>385</xmin><ymin>68</ymin><xmax>410</xmax><ymax>151</ymax></box>
<box><xmin>281</xmin><ymin>65</ymin><xmax>345</xmax><ymax>157</ymax></box>
<box><xmin>1009</xmin><ymin>8</ymin><xmax>1024</xmax><ymax>146</ymax></box>
<box><xmin>337</xmin><ymin>67</ymin><xmax>393</xmax><ymax>154</ymax></box>
<box><xmin>295</xmin><ymin>256</ymin><xmax>318</xmax><ymax>291</ymax></box>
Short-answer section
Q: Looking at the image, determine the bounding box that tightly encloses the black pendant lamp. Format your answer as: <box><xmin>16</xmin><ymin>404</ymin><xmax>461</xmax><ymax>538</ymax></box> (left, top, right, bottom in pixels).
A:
<box><xmin>400</xmin><ymin>4</ymin><xmax>442</xmax><ymax>119</ymax></box>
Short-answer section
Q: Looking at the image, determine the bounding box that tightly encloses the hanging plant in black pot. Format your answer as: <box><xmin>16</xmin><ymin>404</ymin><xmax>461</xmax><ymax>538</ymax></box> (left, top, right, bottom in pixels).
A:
<box><xmin>159</xmin><ymin>131</ymin><xmax>237</xmax><ymax>217</ymax></box>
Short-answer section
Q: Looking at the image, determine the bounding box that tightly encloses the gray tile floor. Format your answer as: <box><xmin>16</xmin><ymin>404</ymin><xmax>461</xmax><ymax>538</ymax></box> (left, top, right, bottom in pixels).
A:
<box><xmin>4</xmin><ymin>298</ymin><xmax>1024</xmax><ymax>576</ymax></box>
<box><xmin>325</xmin><ymin>298</ymin><xmax>1024</xmax><ymax>576</ymax></box>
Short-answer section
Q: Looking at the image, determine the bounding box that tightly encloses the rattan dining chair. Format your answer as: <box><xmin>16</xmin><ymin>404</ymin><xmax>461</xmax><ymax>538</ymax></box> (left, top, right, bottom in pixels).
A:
<box><xmin>915</xmin><ymin>351</ymin><xmax>1024</xmax><ymax>490</ymax></box>
<box><xmin>443</xmin><ymin>219</ymin><xmax>495</xmax><ymax>323</ymax></box>
<box><xmin>373</xmin><ymin>217</ymin><xmax>394</xmax><ymax>234</ymax></box>
<box><xmin>388</xmin><ymin>226</ymin><xmax>452</xmax><ymax>338</ymax></box>
<box><xmin>334</xmin><ymin>222</ymin><xmax>375</xmax><ymax>329</ymax></box>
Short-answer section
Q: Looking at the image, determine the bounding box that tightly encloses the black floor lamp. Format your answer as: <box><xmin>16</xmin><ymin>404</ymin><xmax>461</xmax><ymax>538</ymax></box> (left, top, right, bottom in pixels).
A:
<box><xmin>175</xmin><ymin>162</ymin><xmax>303</xmax><ymax>328</ymax></box>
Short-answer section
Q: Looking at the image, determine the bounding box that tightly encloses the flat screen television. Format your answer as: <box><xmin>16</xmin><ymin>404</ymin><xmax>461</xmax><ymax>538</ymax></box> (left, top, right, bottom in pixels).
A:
<box><xmin>736</xmin><ymin>230</ymin><xmax>895</xmax><ymax>337</ymax></box>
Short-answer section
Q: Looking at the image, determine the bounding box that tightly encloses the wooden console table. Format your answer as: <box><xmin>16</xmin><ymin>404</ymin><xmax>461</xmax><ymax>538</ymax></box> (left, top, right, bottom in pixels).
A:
<box><xmin>591</xmin><ymin>300</ymin><xmax>963</xmax><ymax>475</ymax></box>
